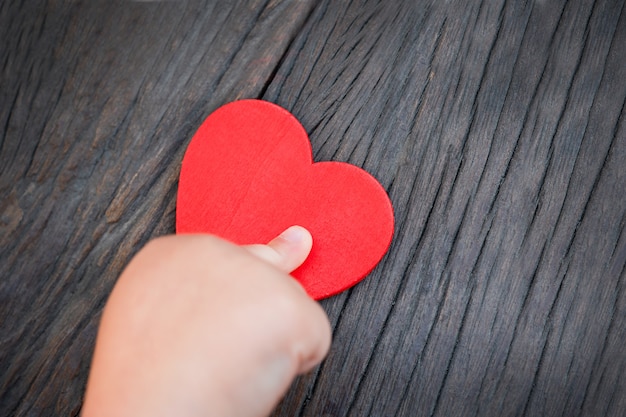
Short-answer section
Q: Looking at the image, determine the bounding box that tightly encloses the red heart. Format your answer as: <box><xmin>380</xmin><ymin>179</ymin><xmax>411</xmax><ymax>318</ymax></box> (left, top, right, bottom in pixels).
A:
<box><xmin>176</xmin><ymin>100</ymin><xmax>394</xmax><ymax>299</ymax></box>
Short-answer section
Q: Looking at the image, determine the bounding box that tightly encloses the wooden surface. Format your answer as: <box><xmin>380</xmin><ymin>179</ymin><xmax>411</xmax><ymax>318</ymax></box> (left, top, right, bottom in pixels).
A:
<box><xmin>1</xmin><ymin>0</ymin><xmax>625</xmax><ymax>416</ymax></box>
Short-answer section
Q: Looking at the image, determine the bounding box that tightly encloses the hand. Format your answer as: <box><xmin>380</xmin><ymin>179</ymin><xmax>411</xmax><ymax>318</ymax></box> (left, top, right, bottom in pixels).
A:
<box><xmin>82</xmin><ymin>226</ymin><xmax>331</xmax><ymax>417</ymax></box>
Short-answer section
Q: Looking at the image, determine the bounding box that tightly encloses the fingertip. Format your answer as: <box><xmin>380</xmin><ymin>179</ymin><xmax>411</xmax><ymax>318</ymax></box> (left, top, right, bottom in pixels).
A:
<box><xmin>270</xmin><ymin>226</ymin><xmax>312</xmax><ymax>272</ymax></box>
<box><xmin>274</xmin><ymin>225</ymin><xmax>312</xmax><ymax>251</ymax></box>
<box><xmin>245</xmin><ymin>226</ymin><xmax>313</xmax><ymax>273</ymax></box>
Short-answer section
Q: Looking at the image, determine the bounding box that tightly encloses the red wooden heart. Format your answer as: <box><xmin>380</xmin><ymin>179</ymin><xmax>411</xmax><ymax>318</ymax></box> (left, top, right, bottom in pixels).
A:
<box><xmin>176</xmin><ymin>100</ymin><xmax>394</xmax><ymax>299</ymax></box>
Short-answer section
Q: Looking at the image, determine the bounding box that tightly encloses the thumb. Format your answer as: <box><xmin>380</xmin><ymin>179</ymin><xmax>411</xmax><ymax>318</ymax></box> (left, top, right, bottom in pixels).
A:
<box><xmin>244</xmin><ymin>226</ymin><xmax>313</xmax><ymax>273</ymax></box>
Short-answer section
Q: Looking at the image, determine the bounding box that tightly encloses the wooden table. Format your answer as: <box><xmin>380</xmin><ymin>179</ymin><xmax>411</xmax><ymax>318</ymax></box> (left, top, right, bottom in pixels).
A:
<box><xmin>1</xmin><ymin>1</ymin><xmax>625</xmax><ymax>416</ymax></box>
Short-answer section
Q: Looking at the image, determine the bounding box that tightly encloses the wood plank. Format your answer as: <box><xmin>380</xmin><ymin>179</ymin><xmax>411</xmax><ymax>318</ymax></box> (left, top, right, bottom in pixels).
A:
<box><xmin>0</xmin><ymin>1</ymin><xmax>316</xmax><ymax>415</ymax></box>
<box><xmin>265</xmin><ymin>0</ymin><xmax>626</xmax><ymax>416</ymax></box>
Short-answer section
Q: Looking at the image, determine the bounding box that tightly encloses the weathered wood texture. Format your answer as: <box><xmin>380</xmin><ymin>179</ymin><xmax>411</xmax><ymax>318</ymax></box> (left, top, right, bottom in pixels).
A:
<box><xmin>1</xmin><ymin>0</ymin><xmax>624</xmax><ymax>416</ymax></box>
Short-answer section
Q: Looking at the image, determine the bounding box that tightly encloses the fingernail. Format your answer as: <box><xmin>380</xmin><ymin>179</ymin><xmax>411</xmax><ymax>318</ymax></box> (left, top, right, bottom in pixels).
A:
<box><xmin>279</xmin><ymin>226</ymin><xmax>309</xmax><ymax>243</ymax></box>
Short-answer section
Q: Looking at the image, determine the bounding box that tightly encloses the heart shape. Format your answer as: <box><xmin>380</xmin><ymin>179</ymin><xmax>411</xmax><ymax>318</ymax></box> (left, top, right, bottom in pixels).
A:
<box><xmin>176</xmin><ymin>100</ymin><xmax>394</xmax><ymax>299</ymax></box>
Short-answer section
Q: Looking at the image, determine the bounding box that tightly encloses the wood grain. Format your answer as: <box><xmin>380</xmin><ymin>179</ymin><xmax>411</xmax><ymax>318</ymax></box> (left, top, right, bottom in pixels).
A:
<box><xmin>1</xmin><ymin>0</ymin><xmax>625</xmax><ymax>416</ymax></box>
<box><xmin>0</xmin><ymin>0</ymin><xmax>317</xmax><ymax>415</ymax></box>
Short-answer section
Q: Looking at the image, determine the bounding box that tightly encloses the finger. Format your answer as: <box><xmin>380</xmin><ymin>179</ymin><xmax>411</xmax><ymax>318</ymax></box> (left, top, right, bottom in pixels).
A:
<box><xmin>244</xmin><ymin>226</ymin><xmax>313</xmax><ymax>273</ymax></box>
<box><xmin>291</xmin><ymin>302</ymin><xmax>332</xmax><ymax>374</ymax></box>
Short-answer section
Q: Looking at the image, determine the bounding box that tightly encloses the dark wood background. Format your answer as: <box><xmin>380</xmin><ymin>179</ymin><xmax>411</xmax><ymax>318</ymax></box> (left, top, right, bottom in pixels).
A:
<box><xmin>1</xmin><ymin>0</ymin><xmax>625</xmax><ymax>416</ymax></box>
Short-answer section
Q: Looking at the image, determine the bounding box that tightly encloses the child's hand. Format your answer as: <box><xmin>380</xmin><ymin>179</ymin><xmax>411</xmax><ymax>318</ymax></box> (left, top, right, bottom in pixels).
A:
<box><xmin>82</xmin><ymin>226</ymin><xmax>331</xmax><ymax>417</ymax></box>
